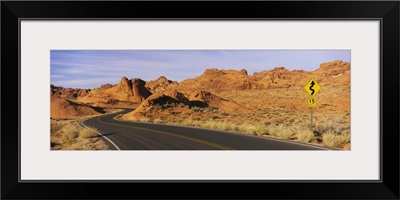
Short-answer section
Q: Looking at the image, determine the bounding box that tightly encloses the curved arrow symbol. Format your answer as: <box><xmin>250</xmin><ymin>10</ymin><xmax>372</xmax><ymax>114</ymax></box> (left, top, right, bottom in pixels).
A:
<box><xmin>309</xmin><ymin>80</ymin><xmax>315</xmax><ymax>95</ymax></box>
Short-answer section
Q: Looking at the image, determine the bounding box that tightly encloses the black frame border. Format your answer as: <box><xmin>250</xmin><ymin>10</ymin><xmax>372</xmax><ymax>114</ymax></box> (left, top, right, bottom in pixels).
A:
<box><xmin>2</xmin><ymin>1</ymin><xmax>399</xmax><ymax>199</ymax></box>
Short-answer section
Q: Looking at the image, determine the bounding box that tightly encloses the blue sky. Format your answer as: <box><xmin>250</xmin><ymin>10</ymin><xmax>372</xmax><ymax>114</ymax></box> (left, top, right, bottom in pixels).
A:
<box><xmin>51</xmin><ymin>50</ymin><xmax>350</xmax><ymax>89</ymax></box>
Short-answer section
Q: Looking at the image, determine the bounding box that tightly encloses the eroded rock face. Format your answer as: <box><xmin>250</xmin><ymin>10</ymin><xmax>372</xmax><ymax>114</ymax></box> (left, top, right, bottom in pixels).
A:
<box><xmin>50</xmin><ymin>85</ymin><xmax>91</xmax><ymax>99</ymax></box>
<box><xmin>121</xmin><ymin>88</ymin><xmax>250</xmax><ymax>121</ymax></box>
<box><xmin>178</xmin><ymin>68</ymin><xmax>252</xmax><ymax>93</ymax></box>
<box><xmin>187</xmin><ymin>90</ymin><xmax>248</xmax><ymax>113</ymax></box>
<box><xmin>145</xmin><ymin>76</ymin><xmax>179</xmax><ymax>93</ymax></box>
<box><xmin>78</xmin><ymin>77</ymin><xmax>152</xmax><ymax>105</ymax></box>
<box><xmin>130</xmin><ymin>78</ymin><xmax>153</xmax><ymax>101</ymax></box>
<box><xmin>313</xmin><ymin>60</ymin><xmax>351</xmax><ymax>87</ymax></box>
<box><xmin>177</xmin><ymin>60</ymin><xmax>350</xmax><ymax>92</ymax></box>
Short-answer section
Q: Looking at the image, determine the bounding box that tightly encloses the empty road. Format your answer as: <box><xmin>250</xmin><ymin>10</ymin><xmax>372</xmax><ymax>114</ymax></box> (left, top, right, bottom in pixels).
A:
<box><xmin>81</xmin><ymin>110</ymin><xmax>330</xmax><ymax>150</ymax></box>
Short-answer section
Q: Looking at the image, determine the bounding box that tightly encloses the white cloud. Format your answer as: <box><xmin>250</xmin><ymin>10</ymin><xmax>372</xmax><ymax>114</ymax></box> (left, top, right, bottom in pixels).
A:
<box><xmin>50</xmin><ymin>74</ymin><xmax>65</xmax><ymax>78</ymax></box>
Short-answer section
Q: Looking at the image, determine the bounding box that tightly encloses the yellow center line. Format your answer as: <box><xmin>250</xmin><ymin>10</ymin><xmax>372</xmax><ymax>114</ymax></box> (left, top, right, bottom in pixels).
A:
<box><xmin>96</xmin><ymin>117</ymin><xmax>235</xmax><ymax>150</ymax></box>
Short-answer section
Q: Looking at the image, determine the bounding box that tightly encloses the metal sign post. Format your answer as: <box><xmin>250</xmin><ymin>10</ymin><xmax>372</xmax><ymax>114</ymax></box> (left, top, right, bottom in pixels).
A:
<box><xmin>310</xmin><ymin>107</ymin><xmax>313</xmax><ymax>131</ymax></box>
<box><xmin>307</xmin><ymin>97</ymin><xmax>316</xmax><ymax>130</ymax></box>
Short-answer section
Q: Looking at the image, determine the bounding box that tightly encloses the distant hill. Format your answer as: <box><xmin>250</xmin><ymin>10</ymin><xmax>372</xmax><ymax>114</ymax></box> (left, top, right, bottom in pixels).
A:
<box><xmin>50</xmin><ymin>96</ymin><xmax>102</xmax><ymax>119</ymax></box>
<box><xmin>178</xmin><ymin>60</ymin><xmax>350</xmax><ymax>93</ymax></box>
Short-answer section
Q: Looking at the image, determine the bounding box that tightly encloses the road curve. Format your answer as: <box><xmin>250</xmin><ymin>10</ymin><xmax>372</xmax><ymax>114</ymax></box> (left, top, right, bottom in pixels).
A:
<box><xmin>82</xmin><ymin>109</ymin><xmax>330</xmax><ymax>150</ymax></box>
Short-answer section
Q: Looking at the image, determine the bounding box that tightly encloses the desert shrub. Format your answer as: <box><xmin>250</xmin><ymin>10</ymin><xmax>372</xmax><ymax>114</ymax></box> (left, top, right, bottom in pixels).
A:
<box><xmin>315</xmin><ymin>122</ymin><xmax>342</xmax><ymax>135</ymax></box>
<box><xmin>217</xmin><ymin>121</ymin><xmax>237</xmax><ymax>131</ymax></box>
<box><xmin>139</xmin><ymin>117</ymin><xmax>151</xmax><ymax>122</ymax></box>
<box><xmin>268</xmin><ymin>125</ymin><xmax>295</xmax><ymax>139</ymax></box>
<box><xmin>267</xmin><ymin>125</ymin><xmax>279</xmax><ymax>137</ymax></box>
<box><xmin>275</xmin><ymin>129</ymin><xmax>294</xmax><ymax>139</ymax></box>
<box><xmin>296</xmin><ymin>130</ymin><xmax>314</xmax><ymax>143</ymax></box>
<box><xmin>66</xmin><ymin>137</ymin><xmax>76</xmax><ymax>146</ymax></box>
<box><xmin>337</xmin><ymin>134</ymin><xmax>351</xmax><ymax>144</ymax></box>
<box><xmin>191</xmin><ymin>106</ymin><xmax>204</xmax><ymax>112</ymax></box>
<box><xmin>268</xmin><ymin>124</ymin><xmax>287</xmax><ymax>137</ymax></box>
<box><xmin>341</xmin><ymin>129</ymin><xmax>350</xmax><ymax>135</ymax></box>
<box><xmin>154</xmin><ymin>118</ymin><xmax>163</xmax><ymax>124</ymax></box>
<box><xmin>322</xmin><ymin>133</ymin><xmax>351</xmax><ymax>147</ymax></box>
<box><xmin>61</xmin><ymin>125</ymin><xmax>79</xmax><ymax>142</ymax></box>
<box><xmin>64</xmin><ymin>142</ymin><xmax>98</xmax><ymax>150</ymax></box>
<box><xmin>202</xmin><ymin>120</ymin><xmax>219</xmax><ymax>129</ymax></box>
<box><xmin>79</xmin><ymin>128</ymin><xmax>98</xmax><ymax>138</ymax></box>
<box><xmin>64</xmin><ymin>143</ymin><xmax>84</xmax><ymax>150</ymax></box>
<box><xmin>166</xmin><ymin>121</ymin><xmax>175</xmax><ymax>125</ymax></box>
<box><xmin>182</xmin><ymin>119</ymin><xmax>198</xmax><ymax>127</ymax></box>
<box><xmin>342</xmin><ymin>123</ymin><xmax>351</xmax><ymax>130</ymax></box>
<box><xmin>50</xmin><ymin>121</ymin><xmax>63</xmax><ymax>134</ymax></box>
<box><xmin>237</xmin><ymin>123</ymin><xmax>267</xmax><ymax>136</ymax></box>
<box><xmin>322</xmin><ymin>134</ymin><xmax>337</xmax><ymax>147</ymax></box>
<box><xmin>333</xmin><ymin>117</ymin><xmax>344</xmax><ymax>123</ymax></box>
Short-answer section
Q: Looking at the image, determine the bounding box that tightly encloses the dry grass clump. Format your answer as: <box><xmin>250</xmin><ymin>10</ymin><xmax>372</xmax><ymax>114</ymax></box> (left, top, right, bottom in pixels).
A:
<box><xmin>287</xmin><ymin>124</ymin><xmax>315</xmax><ymax>143</ymax></box>
<box><xmin>315</xmin><ymin>120</ymin><xmax>350</xmax><ymax>135</ymax></box>
<box><xmin>79</xmin><ymin>128</ymin><xmax>99</xmax><ymax>138</ymax></box>
<box><xmin>51</xmin><ymin>121</ymin><xmax>63</xmax><ymax>134</ymax></box>
<box><xmin>312</xmin><ymin>117</ymin><xmax>350</xmax><ymax>148</ymax></box>
<box><xmin>215</xmin><ymin>121</ymin><xmax>238</xmax><ymax>131</ymax></box>
<box><xmin>153</xmin><ymin>118</ymin><xmax>164</xmax><ymax>124</ymax></box>
<box><xmin>181</xmin><ymin>119</ymin><xmax>198</xmax><ymax>127</ymax></box>
<box><xmin>268</xmin><ymin>125</ymin><xmax>295</xmax><ymax>139</ymax></box>
<box><xmin>201</xmin><ymin>120</ymin><xmax>220</xmax><ymax>130</ymax></box>
<box><xmin>322</xmin><ymin>133</ymin><xmax>350</xmax><ymax>148</ymax></box>
<box><xmin>296</xmin><ymin>130</ymin><xmax>315</xmax><ymax>143</ymax></box>
<box><xmin>64</xmin><ymin>143</ymin><xmax>85</xmax><ymax>150</ymax></box>
<box><xmin>51</xmin><ymin>119</ymin><xmax>109</xmax><ymax>150</ymax></box>
<box><xmin>315</xmin><ymin>122</ymin><xmax>342</xmax><ymax>134</ymax></box>
<box><xmin>63</xmin><ymin>138</ymin><xmax>110</xmax><ymax>150</ymax></box>
<box><xmin>237</xmin><ymin>123</ymin><xmax>266</xmax><ymax>136</ymax></box>
<box><xmin>61</xmin><ymin>125</ymin><xmax>79</xmax><ymax>143</ymax></box>
<box><xmin>139</xmin><ymin>117</ymin><xmax>152</xmax><ymax>122</ymax></box>
<box><xmin>277</xmin><ymin>129</ymin><xmax>294</xmax><ymax>139</ymax></box>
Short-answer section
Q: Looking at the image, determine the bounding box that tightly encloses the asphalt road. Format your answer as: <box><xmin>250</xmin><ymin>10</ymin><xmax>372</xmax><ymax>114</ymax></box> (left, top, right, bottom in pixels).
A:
<box><xmin>81</xmin><ymin>109</ymin><xmax>330</xmax><ymax>150</ymax></box>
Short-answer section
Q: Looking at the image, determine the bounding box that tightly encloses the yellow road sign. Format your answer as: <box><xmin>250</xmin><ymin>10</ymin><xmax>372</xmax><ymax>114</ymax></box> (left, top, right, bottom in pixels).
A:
<box><xmin>308</xmin><ymin>97</ymin><xmax>316</xmax><ymax>108</ymax></box>
<box><xmin>304</xmin><ymin>78</ymin><xmax>321</xmax><ymax>97</ymax></box>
